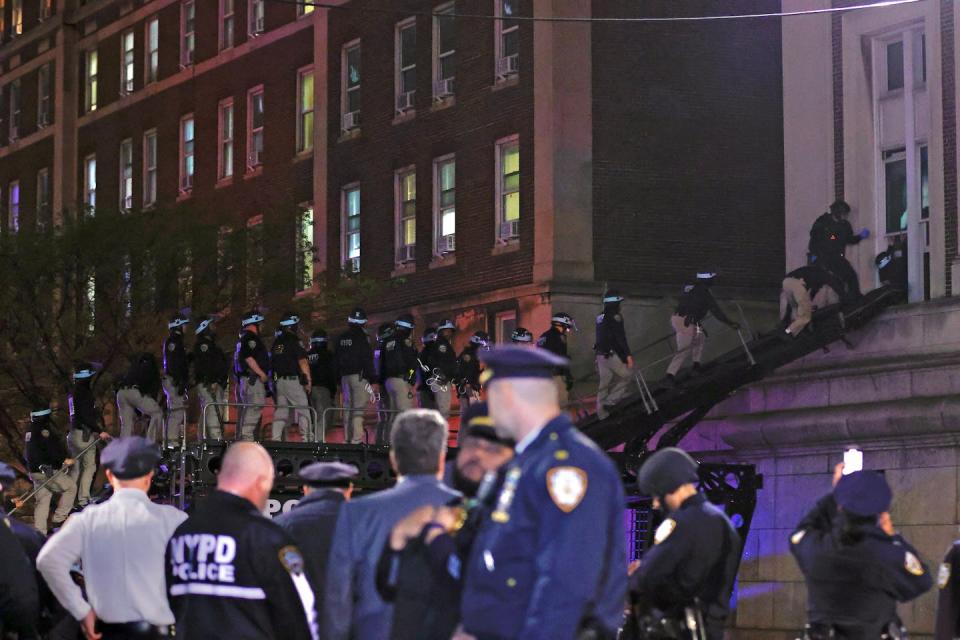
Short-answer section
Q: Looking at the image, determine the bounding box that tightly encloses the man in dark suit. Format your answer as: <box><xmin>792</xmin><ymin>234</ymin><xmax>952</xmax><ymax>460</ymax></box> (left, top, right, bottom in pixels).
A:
<box><xmin>322</xmin><ymin>409</ymin><xmax>460</xmax><ymax>640</ymax></box>
<box><xmin>275</xmin><ymin>461</ymin><xmax>358</xmax><ymax>607</ymax></box>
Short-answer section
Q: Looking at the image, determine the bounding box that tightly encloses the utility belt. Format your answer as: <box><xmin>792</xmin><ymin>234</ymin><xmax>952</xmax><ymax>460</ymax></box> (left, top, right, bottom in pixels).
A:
<box><xmin>802</xmin><ymin>620</ymin><xmax>906</xmax><ymax>640</ymax></box>
<box><xmin>96</xmin><ymin>621</ymin><xmax>171</xmax><ymax>639</ymax></box>
<box><xmin>623</xmin><ymin>604</ymin><xmax>707</xmax><ymax>640</ymax></box>
<box><xmin>274</xmin><ymin>375</ymin><xmax>299</xmax><ymax>380</ymax></box>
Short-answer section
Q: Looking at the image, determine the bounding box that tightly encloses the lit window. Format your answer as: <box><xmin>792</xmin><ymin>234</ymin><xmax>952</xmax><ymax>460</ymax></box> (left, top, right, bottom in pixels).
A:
<box><xmin>8</xmin><ymin>78</ymin><xmax>20</xmax><ymax>141</ymax></box>
<box><xmin>146</xmin><ymin>16</ymin><xmax>160</xmax><ymax>83</ymax></box>
<box><xmin>119</xmin><ymin>138</ymin><xmax>133</xmax><ymax>211</ymax></box>
<box><xmin>180</xmin><ymin>115</ymin><xmax>195</xmax><ymax>192</ymax></box>
<box><xmin>0</xmin><ymin>0</ymin><xmax>5</xmax><ymax>44</ymax></box>
<box><xmin>341</xmin><ymin>41</ymin><xmax>361</xmax><ymax>131</ymax></box>
<box><xmin>218</xmin><ymin>98</ymin><xmax>234</xmax><ymax>180</ymax></box>
<box><xmin>395</xmin><ymin>19</ymin><xmax>416</xmax><ymax>114</ymax></box>
<box><xmin>247</xmin><ymin>87</ymin><xmax>264</xmax><ymax>170</ymax></box>
<box><xmin>11</xmin><ymin>0</ymin><xmax>21</xmax><ymax>36</ymax></box>
<box><xmin>434</xmin><ymin>156</ymin><xmax>455</xmax><ymax>253</ymax></box>
<box><xmin>246</xmin><ymin>215</ymin><xmax>264</xmax><ymax>303</ymax></box>
<box><xmin>121</xmin><ymin>29</ymin><xmax>135</xmax><ymax>94</ymax></box>
<box><xmin>248</xmin><ymin>0</ymin><xmax>265</xmax><ymax>36</ymax></box>
<box><xmin>296</xmin><ymin>206</ymin><xmax>314</xmax><ymax>292</ymax></box>
<box><xmin>297</xmin><ymin>67</ymin><xmax>314</xmax><ymax>153</ymax></box>
<box><xmin>495</xmin><ymin>0</ymin><xmax>519</xmax><ymax>80</ymax></box>
<box><xmin>496</xmin><ymin>136</ymin><xmax>519</xmax><ymax>241</ymax></box>
<box><xmin>298</xmin><ymin>1</ymin><xmax>314</xmax><ymax>16</ymax></box>
<box><xmin>7</xmin><ymin>181</ymin><xmax>19</xmax><ymax>232</ymax></box>
<box><xmin>433</xmin><ymin>3</ymin><xmax>455</xmax><ymax>99</ymax></box>
<box><xmin>40</xmin><ymin>0</ymin><xmax>52</xmax><ymax>21</ymax></box>
<box><xmin>143</xmin><ymin>130</ymin><xmax>157</xmax><ymax>207</ymax></box>
<box><xmin>83</xmin><ymin>154</ymin><xmax>96</xmax><ymax>213</ymax></box>
<box><xmin>220</xmin><ymin>0</ymin><xmax>235</xmax><ymax>51</ymax></box>
<box><xmin>396</xmin><ymin>169</ymin><xmax>416</xmax><ymax>265</ymax></box>
<box><xmin>36</xmin><ymin>168</ymin><xmax>50</xmax><ymax>229</ymax></box>
<box><xmin>883</xmin><ymin>148</ymin><xmax>907</xmax><ymax>234</ymax></box>
<box><xmin>84</xmin><ymin>49</ymin><xmax>98</xmax><ymax>112</ymax></box>
<box><xmin>886</xmin><ymin>40</ymin><xmax>904</xmax><ymax>92</ymax></box>
<box><xmin>496</xmin><ymin>310</ymin><xmax>517</xmax><ymax>344</ymax></box>
<box><xmin>181</xmin><ymin>1</ymin><xmax>196</xmax><ymax>67</ymax></box>
<box><xmin>342</xmin><ymin>185</ymin><xmax>360</xmax><ymax>272</ymax></box>
<box><xmin>37</xmin><ymin>63</ymin><xmax>52</xmax><ymax>127</ymax></box>
<box><xmin>84</xmin><ymin>274</ymin><xmax>96</xmax><ymax>334</ymax></box>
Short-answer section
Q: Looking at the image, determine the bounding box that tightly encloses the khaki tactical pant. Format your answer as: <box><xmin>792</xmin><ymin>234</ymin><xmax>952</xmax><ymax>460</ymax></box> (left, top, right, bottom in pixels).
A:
<box><xmin>197</xmin><ymin>383</ymin><xmax>228</xmax><ymax>439</ymax></box>
<box><xmin>272</xmin><ymin>378</ymin><xmax>311</xmax><ymax>441</ymax></box>
<box><xmin>311</xmin><ymin>387</ymin><xmax>333</xmax><ymax>441</ymax></box>
<box><xmin>30</xmin><ymin>470</ymin><xmax>77</xmax><ymax>534</ymax></box>
<box><xmin>238</xmin><ymin>377</ymin><xmax>266</xmax><ymax>441</ymax></box>
<box><xmin>554</xmin><ymin>375</ymin><xmax>570</xmax><ymax>411</ymax></box>
<box><xmin>596</xmin><ymin>355</ymin><xmax>632</xmax><ymax>419</ymax></box>
<box><xmin>341</xmin><ymin>374</ymin><xmax>370</xmax><ymax>444</ymax></box>
<box><xmin>67</xmin><ymin>429</ymin><xmax>97</xmax><ymax>506</ymax></box>
<box><xmin>162</xmin><ymin>375</ymin><xmax>187</xmax><ymax>443</ymax></box>
<box><xmin>434</xmin><ymin>386</ymin><xmax>452</xmax><ymax>420</ymax></box>
<box><xmin>116</xmin><ymin>387</ymin><xmax>163</xmax><ymax>441</ymax></box>
<box><xmin>666</xmin><ymin>314</ymin><xmax>706</xmax><ymax>377</ymax></box>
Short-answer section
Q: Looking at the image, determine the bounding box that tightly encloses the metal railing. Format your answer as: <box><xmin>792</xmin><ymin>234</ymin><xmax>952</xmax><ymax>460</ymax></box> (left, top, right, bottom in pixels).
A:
<box><xmin>199</xmin><ymin>401</ymin><xmax>319</xmax><ymax>442</ymax></box>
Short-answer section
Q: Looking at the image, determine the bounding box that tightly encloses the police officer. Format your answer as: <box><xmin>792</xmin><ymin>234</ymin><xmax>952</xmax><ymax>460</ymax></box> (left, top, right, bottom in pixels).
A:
<box><xmin>307</xmin><ymin>329</ymin><xmax>338</xmax><ymax>442</ymax></box>
<box><xmin>456</xmin><ymin>347</ymin><xmax>627</xmax><ymax>639</ymax></box>
<box><xmin>270</xmin><ymin>312</ymin><xmax>312</xmax><ymax>442</ymax></box>
<box><xmin>0</xmin><ymin>463</ymin><xmax>39</xmax><ymax>637</ymax></box>
<box><xmin>275</xmin><ymin>462</ymin><xmax>358</xmax><ymax>608</ymax></box>
<box><xmin>335</xmin><ymin>308</ymin><xmax>375</xmax><ymax>444</ymax></box>
<box><xmin>166</xmin><ymin>442</ymin><xmax>317</xmax><ymax>640</ymax></box>
<box><xmin>381</xmin><ymin>315</ymin><xmax>419</xmax><ymax>432</ymax></box>
<box><xmin>876</xmin><ymin>236</ymin><xmax>908</xmax><ymax>291</ymax></box>
<box><xmin>809</xmin><ymin>199</ymin><xmax>869</xmax><ymax>299</ymax></box>
<box><xmin>433</xmin><ymin>319</ymin><xmax>458</xmax><ymax>419</ymax></box>
<box><xmin>936</xmin><ymin>539</ymin><xmax>960</xmax><ymax>640</ymax></box>
<box><xmin>162</xmin><ymin>313</ymin><xmax>190</xmax><ymax>445</ymax></box>
<box><xmin>234</xmin><ymin>310</ymin><xmax>270</xmax><ymax>441</ymax></box>
<box><xmin>664</xmin><ymin>272</ymin><xmax>739</xmax><ymax>387</ymax></box>
<box><xmin>456</xmin><ymin>331</ymin><xmax>488</xmax><ymax>411</ymax></box>
<box><xmin>418</xmin><ymin>327</ymin><xmax>439</xmax><ymax>410</ymax></box>
<box><xmin>627</xmin><ymin>448</ymin><xmax>740</xmax><ymax>640</ymax></box>
<box><xmin>374</xmin><ymin>322</ymin><xmax>396</xmax><ymax>445</ymax></box>
<box><xmin>193</xmin><ymin>316</ymin><xmax>230</xmax><ymax>440</ymax></box>
<box><xmin>538</xmin><ymin>313</ymin><xmax>575</xmax><ymax>409</ymax></box>
<box><xmin>117</xmin><ymin>352</ymin><xmax>163</xmax><ymax>440</ymax></box>
<box><xmin>779</xmin><ymin>265</ymin><xmax>844</xmax><ymax>338</ymax></box>
<box><xmin>24</xmin><ymin>405</ymin><xmax>77</xmax><ymax>535</ymax></box>
<box><xmin>595</xmin><ymin>289</ymin><xmax>633</xmax><ymax>419</ymax></box>
<box><xmin>790</xmin><ymin>465</ymin><xmax>932</xmax><ymax>637</ymax></box>
<box><xmin>68</xmin><ymin>362</ymin><xmax>111</xmax><ymax>507</ymax></box>
<box><xmin>510</xmin><ymin>327</ymin><xmax>534</xmax><ymax>346</ymax></box>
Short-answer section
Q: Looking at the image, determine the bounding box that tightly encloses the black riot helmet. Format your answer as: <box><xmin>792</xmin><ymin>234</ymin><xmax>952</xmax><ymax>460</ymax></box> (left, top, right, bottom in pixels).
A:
<box><xmin>602</xmin><ymin>289</ymin><xmax>624</xmax><ymax>312</ymax></box>
<box><xmin>279</xmin><ymin>311</ymin><xmax>300</xmax><ymax>330</ymax></box>
<box><xmin>195</xmin><ymin>315</ymin><xmax>216</xmax><ymax>337</ymax></box>
<box><xmin>168</xmin><ymin>313</ymin><xmax>190</xmax><ymax>332</ymax></box>
<box><xmin>377</xmin><ymin>322</ymin><xmax>395</xmax><ymax>342</ymax></box>
<box><xmin>348</xmin><ymin>308</ymin><xmax>368</xmax><ymax>326</ymax></box>
<box><xmin>470</xmin><ymin>331</ymin><xmax>490</xmax><ymax>347</ymax></box>
<box><xmin>30</xmin><ymin>403</ymin><xmax>53</xmax><ymax>424</ymax></box>
<box><xmin>73</xmin><ymin>361</ymin><xmax>96</xmax><ymax>382</ymax></box>
<box><xmin>395</xmin><ymin>313</ymin><xmax>415</xmax><ymax>332</ymax></box>
<box><xmin>551</xmin><ymin>312</ymin><xmax>575</xmax><ymax>332</ymax></box>
<box><xmin>636</xmin><ymin>447</ymin><xmax>700</xmax><ymax>501</ymax></box>
<box><xmin>511</xmin><ymin>327</ymin><xmax>534</xmax><ymax>344</ymax></box>
<box><xmin>310</xmin><ymin>328</ymin><xmax>328</xmax><ymax>346</ymax></box>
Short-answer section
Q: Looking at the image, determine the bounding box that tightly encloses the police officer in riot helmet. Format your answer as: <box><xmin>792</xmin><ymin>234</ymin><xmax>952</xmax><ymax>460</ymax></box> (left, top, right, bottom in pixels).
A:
<box><xmin>418</xmin><ymin>327</ymin><xmax>439</xmax><ymax>410</ymax></box>
<box><xmin>538</xmin><ymin>313</ymin><xmax>575</xmax><ymax>409</ymax></box>
<box><xmin>626</xmin><ymin>448</ymin><xmax>740</xmax><ymax>640</ymax></box>
<box><xmin>510</xmin><ymin>327</ymin><xmax>534</xmax><ymax>346</ymax></box>
<box><xmin>193</xmin><ymin>316</ymin><xmax>230</xmax><ymax>440</ymax></box>
<box><xmin>117</xmin><ymin>352</ymin><xmax>164</xmax><ymax>441</ymax></box>
<box><xmin>162</xmin><ymin>313</ymin><xmax>190</xmax><ymax>445</ymax></box>
<box><xmin>270</xmin><ymin>312</ymin><xmax>312</xmax><ymax>442</ymax></box>
<box><xmin>808</xmin><ymin>199</ymin><xmax>869</xmax><ymax>299</ymax></box>
<box><xmin>432</xmin><ymin>319</ymin><xmax>458</xmax><ymax>419</ymax></box>
<box><xmin>335</xmin><ymin>308</ymin><xmax>376</xmax><ymax>444</ymax></box>
<box><xmin>307</xmin><ymin>329</ymin><xmax>338</xmax><ymax>442</ymax></box>
<box><xmin>456</xmin><ymin>331</ymin><xmax>488</xmax><ymax>413</ymax></box>
<box><xmin>25</xmin><ymin>404</ymin><xmax>77</xmax><ymax>535</ymax></box>
<box><xmin>234</xmin><ymin>310</ymin><xmax>270</xmax><ymax>441</ymax></box>
<box><xmin>373</xmin><ymin>322</ymin><xmax>396</xmax><ymax>445</ymax></box>
<box><xmin>68</xmin><ymin>363</ymin><xmax>110</xmax><ymax>508</ymax></box>
<box><xmin>380</xmin><ymin>314</ymin><xmax>419</xmax><ymax>438</ymax></box>
<box><xmin>594</xmin><ymin>290</ymin><xmax>634</xmax><ymax>419</ymax></box>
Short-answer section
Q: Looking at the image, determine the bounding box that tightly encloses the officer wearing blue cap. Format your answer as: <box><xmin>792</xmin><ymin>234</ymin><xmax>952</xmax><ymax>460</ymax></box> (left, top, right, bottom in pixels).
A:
<box><xmin>24</xmin><ymin>404</ymin><xmax>77</xmax><ymax>534</ymax></box>
<box><xmin>457</xmin><ymin>346</ymin><xmax>627</xmax><ymax>639</ymax></box>
<box><xmin>307</xmin><ymin>329</ymin><xmax>338</xmax><ymax>441</ymax></box>
<box><xmin>68</xmin><ymin>362</ymin><xmax>111</xmax><ymax>507</ymax></box>
<box><xmin>235</xmin><ymin>310</ymin><xmax>270</xmax><ymax>440</ymax></box>
<box><xmin>627</xmin><ymin>448</ymin><xmax>740</xmax><ymax>640</ymax></box>
<box><xmin>432</xmin><ymin>319</ymin><xmax>458</xmax><ymax>419</ymax></box>
<box><xmin>381</xmin><ymin>315</ymin><xmax>419</xmax><ymax>425</ymax></box>
<box><xmin>38</xmin><ymin>437</ymin><xmax>187</xmax><ymax>639</ymax></box>
<box><xmin>336</xmin><ymin>308</ymin><xmax>376</xmax><ymax>444</ymax></box>
<box><xmin>455</xmin><ymin>331</ymin><xmax>488</xmax><ymax>415</ymax></box>
<box><xmin>193</xmin><ymin>315</ymin><xmax>231</xmax><ymax>439</ymax></box>
<box><xmin>270</xmin><ymin>312</ymin><xmax>312</xmax><ymax>441</ymax></box>
<box><xmin>790</xmin><ymin>464</ymin><xmax>932</xmax><ymax>638</ymax></box>
<box><xmin>276</xmin><ymin>461</ymin><xmax>359</xmax><ymax>605</ymax></box>
<box><xmin>594</xmin><ymin>289</ymin><xmax>633</xmax><ymax>419</ymax></box>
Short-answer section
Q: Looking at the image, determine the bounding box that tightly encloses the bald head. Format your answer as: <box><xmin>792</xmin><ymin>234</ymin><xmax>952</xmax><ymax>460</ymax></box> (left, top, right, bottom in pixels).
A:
<box><xmin>487</xmin><ymin>377</ymin><xmax>560</xmax><ymax>442</ymax></box>
<box><xmin>217</xmin><ymin>442</ymin><xmax>275</xmax><ymax>511</ymax></box>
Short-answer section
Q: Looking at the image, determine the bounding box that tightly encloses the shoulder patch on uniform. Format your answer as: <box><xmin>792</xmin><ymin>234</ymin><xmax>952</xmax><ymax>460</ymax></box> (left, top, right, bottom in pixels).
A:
<box><xmin>790</xmin><ymin>530</ymin><xmax>806</xmax><ymax>545</ymax></box>
<box><xmin>939</xmin><ymin>562</ymin><xmax>952</xmax><ymax>589</ymax></box>
<box><xmin>546</xmin><ymin>466</ymin><xmax>588</xmax><ymax>513</ymax></box>
<box><xmin>167</xmin><ymin>342</ymin><xmax>176</xmax><ymax>352</ymax></box>
<box><xmin>439</xmin><ymin>345</ymin><xmax>448</xmax><ymax>353</ymax></box>
<box><xmin>596</xmin><ymin>314</ymin><xmax>604</xmax><ymax>324</ymax></box>
<box><xmin>24</xmin><ymin>432</ymin><xmax>31</xmax><ymax>442</ymax></box>
<box><xmin>462</xmin><ymin>353</ymin><xmax>471</xmax><ymax>362</ymax></box>
<box><xmin>404</xmin><ymin>338</ymin><xmax>413</xmax><ymax>347</ymax></box>
<box><xmin>278</xmin><ymin>545</ymin><xmax>305</xmax><ymax>576</ymax></box>
<box><xmin>41</xmin><ymin>429</ymin><xmax>50</xmax><ymax>438</ymax></box>
<box><xmin>248</xmin><ymin>340</ymin><xmax>257</xmax><ymax>349</ymax></box>
<box><xmin>905</xmin><ymin>551</ymin><xmax>925</xmax><ymax>576</ymax></box>
<box><xmin>200</xmin><ymin>344</ymin><xmax>209</xmax><ymax>353</ymax></box>
<box><xmin>614</xmin><ymin>314</ymin><xmax>623</xmax><ymax>322</ymax></box>
<box><xmin>655</xmin><ymin>518</ymin><xmax>677</xmax><ymax>545</ymax></box>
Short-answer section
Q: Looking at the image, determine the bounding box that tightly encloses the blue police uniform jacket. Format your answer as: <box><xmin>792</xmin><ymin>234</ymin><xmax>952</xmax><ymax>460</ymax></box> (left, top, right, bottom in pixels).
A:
<box><xmin>461</xmin><ymin>414</ymin><xmax>627</xmax><ymax>640</ymax></box>
<box><xmin>790</xmin><ymin>494</ymin><xmax>932</xmax><ymax>635</ymax></box>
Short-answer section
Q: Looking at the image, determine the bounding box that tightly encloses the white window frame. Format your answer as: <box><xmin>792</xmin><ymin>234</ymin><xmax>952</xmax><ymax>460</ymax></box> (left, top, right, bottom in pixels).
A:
<box><xmin>10</xmin><ymin>0</ymin><xmax>21</xmax><ymax>37</ymax></box>
<box><xmin>246</xmin><ymin>85</ymin><xmax>264</xmax><ymax>171</ymax></box>
<box><xmin>37</xmin><ymin>62</ymin><xmax>51</xmax><ymax>127</ymax></box>
<box><xmin>40</xmin><ymin>0</ymin><xmax>52</xmax><ymax>21</ymax></box>
<box><xmin>395</xmin><ymin>167</ymin><xmax>417</xmax><ymax>265</ymax></box>
<box><xmin>495</xmin><ymin>310</ymin><xmax>517</xmax><ymax>344</ymax></box>
<box><xmin>341</xmin><ymin>40</ymin><xmax>361</xmax><ymax>131</ymax></box>
<box><xmin>395</xmin><ymin>18</ymin><xmax>416</xmax><ymax>115</ymax></box>
<box><xmin>119</xmin><ymin>138</ymin><xmax>133</xmax><ymax>211</ymax></box>
<box><xmin>36</xmin><ymin>167</ymin><xmax>50</xmax><ymax>228</ymax></box>
<box><xmin>296</xmin><ymin>205</ymin><xmax>315</xmax><ymax>292</ymax></box>
<box><xmin>84</xmin><ymin>48</ymin><xmax>98</xmax><ymax>112</ymax></box>
<box><xmin>7</xmin><ymin>180</ymin><xmax>19</xmax><ymax>232</ymax></box>
<box><xmin>146</xmin><ymin>16</ymin><xmax>159</xmax><ymax>84</ymax></box>
<box><xmin>220</xmin><ymin>0</ymin><xmax>235</xmax><ymax>51</ymax></box>
<box><xmin>181</xmin><ymin>0</ymin><xmax>196</xmax><ymax>68</ymax></box>
<box><xmin>120</xmin><ymin>29</ymin><xmax>135</xmax><ymax>95</ymax></box>
<box><xmin>248</xmin><ymin>0</ymin><xmax>265</xmax><ymax>36</ymax></box>
<box><xmin>218</xmin><ymin>98</ymin><xmax>234</xmax><ymax>181</ymax></box>
<box><xmin>143</xmin><ymin>129</ymin><xmax>157</xmax><ymax>207</ymax></box>
<box><xmin>432</xmin><ymin>3</ymin><xmax>455</xmax><ymax>99</ymax></box>
<box><xmin>341</xmin><ymin>184</ymin><xmax>361</xmax><ymax>272</ymax></box>
<box><xmin>296</xmin><ymin>65</ymin><xmax>314</xmax><ymax>154</ymax></box>
<box><xmin>494</xmin><ymin>0</ymin><xmax>519</xmax><ymax>80</ymax></box>
<box><xmin>83</xmin><ymin>154</ymin><xmax>97</xmax><ymax>214</ymax></box>
<box><xmin>179</xmin><ymin>114</ymin><xmax>195</xmax><ymax>193</ymax></box>
<box><xmin>495</xmin><ymin>134</ymin><xmax>520</xmax><ymax>242</ymax></box>
<box><xmin>8</xmin><ymin>78</ymin><xmax>20</xmax><ymax>141</ymax></box>
<box><xmin>433</xmin><ymin>154</ymin><xmax>455</xmax><ymax>254</ymax></box>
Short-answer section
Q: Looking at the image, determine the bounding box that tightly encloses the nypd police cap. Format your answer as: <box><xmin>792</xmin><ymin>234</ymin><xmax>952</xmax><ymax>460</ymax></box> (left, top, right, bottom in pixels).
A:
<box><xmin>479</xmin><ymin>345</ymin><xmax>569</xmax><ymax>383</ymax></box>
<box><xmin>636</xmin><ymin>447</ymin><xmax>700</xmax><ymax>498</ymax></box>
<box><xmin>834</xmin><ymin>470</ymin><xmax>892</xmax><ymax>517</ymax></box>
<box><xmin>298</xmin><ymin>461</ymin><xmax>359</xmax><ymax>488</ymax></box>
<box><xmin>101</xmin><ymin>436</ymin><xmax>161</xmax><ymax>480</ymax></box>
<box><xmin>460</xmin><ymin>401</ymin><xmax>514</xmax><ymax>447</ymax></box>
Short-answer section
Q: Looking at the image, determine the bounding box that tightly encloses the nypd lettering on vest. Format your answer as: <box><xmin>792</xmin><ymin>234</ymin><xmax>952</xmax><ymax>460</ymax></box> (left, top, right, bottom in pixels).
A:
<box><xmin>169</xmin><ymin>533</ymin><xmax>238</xmax><ymax>583</ymax></box>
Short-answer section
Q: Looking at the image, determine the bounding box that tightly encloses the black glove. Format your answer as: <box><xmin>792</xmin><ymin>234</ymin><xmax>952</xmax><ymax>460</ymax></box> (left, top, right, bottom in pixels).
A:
<box><xmin>729</xmin><ymin>322</ymin><xmax>741</xmax><ymax>331</ymax></box>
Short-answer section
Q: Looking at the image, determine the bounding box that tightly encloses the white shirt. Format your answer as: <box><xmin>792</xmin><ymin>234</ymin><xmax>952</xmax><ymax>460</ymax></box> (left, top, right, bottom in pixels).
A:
<box><xmin>37</xmin><ymin>488</ymin><xmax>187</xmax><ymax>624</ymax></box>
<box><xmin>514</xmin><ymin>424</ymin><xmax>546</xmax><ymax>455</ymax></box>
